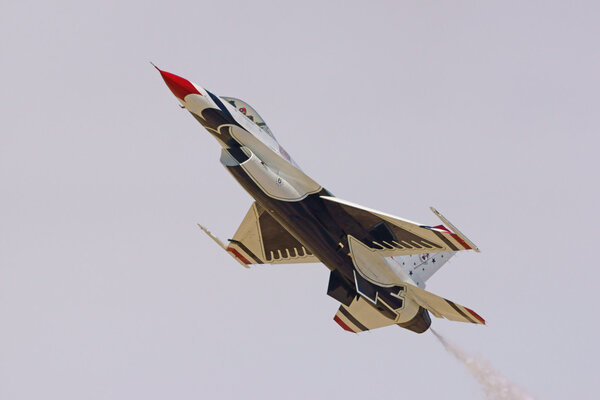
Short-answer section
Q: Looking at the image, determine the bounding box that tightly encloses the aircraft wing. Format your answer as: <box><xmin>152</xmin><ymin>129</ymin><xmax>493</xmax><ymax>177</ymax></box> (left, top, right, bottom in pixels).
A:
<box><xmin>333</xmin><ymin>296</ymin><xmax>398</xmax><ymax>333</ymax></box>
<box><xmin>321</xmin><ymin>196</ymin><xmax>479</xmax><ymax>257</ymax></box>
<box><xmin>199</xmin><ymin>202</ymin><xmax>320</xmax><ymax>266</ymax></box>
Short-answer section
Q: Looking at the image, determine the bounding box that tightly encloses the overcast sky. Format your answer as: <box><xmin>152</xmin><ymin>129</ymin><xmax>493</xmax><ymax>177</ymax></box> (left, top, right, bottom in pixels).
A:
<box><xmin>2</xmin><ymin>1</ymin><xmax>599</xmax><ymax>399</ymax></box>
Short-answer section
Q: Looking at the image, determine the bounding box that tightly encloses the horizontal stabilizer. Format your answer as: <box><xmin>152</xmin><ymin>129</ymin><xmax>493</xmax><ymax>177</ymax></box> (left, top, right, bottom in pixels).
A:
<box><xmin>407</xmin><ymin>284</ymin><xmax>485</xmax><ymax>325</ymax></box>
<box><xmin>333</xmin><ymin>296</ymin><xmax>398</xmax><ymax>333</ymax></box>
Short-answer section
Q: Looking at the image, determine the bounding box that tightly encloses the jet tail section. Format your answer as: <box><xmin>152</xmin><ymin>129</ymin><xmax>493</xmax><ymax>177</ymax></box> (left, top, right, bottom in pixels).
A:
<box><xmin>345</xmin><ymin>235</ymin><xmax>485</xmax><ymax>326</ymax></box>
<box><xmin>386</xmin><ymin>252</ymin><xmax>456</xmax><ymax>288</ymax></box>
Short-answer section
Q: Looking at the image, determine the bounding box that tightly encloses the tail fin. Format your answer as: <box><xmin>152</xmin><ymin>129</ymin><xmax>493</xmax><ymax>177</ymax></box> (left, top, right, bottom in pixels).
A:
<box><xmin>387</xmin><ymin>251</ymin><xmax>456</xmax><ymax>288</ymax></box>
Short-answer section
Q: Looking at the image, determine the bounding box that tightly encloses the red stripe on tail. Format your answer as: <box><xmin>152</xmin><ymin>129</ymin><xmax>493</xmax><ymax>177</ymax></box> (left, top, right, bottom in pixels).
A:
<box><xmin>465</xmin><ymin>307</ymin><xmax>486</xmax><ymax>324</ymax></box>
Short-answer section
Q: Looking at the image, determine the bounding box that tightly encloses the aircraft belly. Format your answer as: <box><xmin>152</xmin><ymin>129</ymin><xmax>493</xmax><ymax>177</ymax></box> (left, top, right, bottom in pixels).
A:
<box><xmin>225</xmin><ymin>164</ymin><xmax>349</xmax><ymax>273</ymax></box>
<box><xmin>226</xmin><ymin>161</ymin><xmax>430</xmax><ymax>332</ymax></box>
<box><xmin>239</xmin><ymin>151</ymin><xmax>310</xmax><ymax>201</ymax></box>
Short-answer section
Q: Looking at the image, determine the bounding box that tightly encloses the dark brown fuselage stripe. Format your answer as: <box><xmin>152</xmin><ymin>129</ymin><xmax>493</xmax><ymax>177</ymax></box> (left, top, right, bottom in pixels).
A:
<box><xmin>446</xmin><ymin>300</ymin><xmax>476</xmax><ymax>323</ymax></box>
<box><xmin>339</xmin><ymin>306</ymin><xmax>369</xmax><ymax>332</ymax></box>
<box><xmin>228</xmin><ymin>239</ymin><xmax>264</xmax><ymax>264</ymax></box>
<box><xmin>432</xmin><ymin>230</ymin><xmax>459</xmax><ymax>251</ymax></box>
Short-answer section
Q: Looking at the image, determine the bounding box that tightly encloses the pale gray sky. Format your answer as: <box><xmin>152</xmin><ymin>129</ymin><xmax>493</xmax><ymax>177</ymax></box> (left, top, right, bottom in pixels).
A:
<box><xmin>1</xmin><ymin>1</ymin><xmax>599</xmax><ymax>399</ymax></box>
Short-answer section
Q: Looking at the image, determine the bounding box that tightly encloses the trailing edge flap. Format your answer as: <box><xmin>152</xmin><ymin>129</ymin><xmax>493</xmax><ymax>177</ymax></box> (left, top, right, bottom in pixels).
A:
<box><xmin>406</xmin><ymin>284</ymin><xmax>486</xmax><ymax>325</ymax></box>
<box><xmin>321</xmin><ymin>196</ymin><xmax>479</xmax><ymax>257</ymax></box>
<box><xmin>222</xmin><ymin>202</ymin><xmax>319</xmax><ymax>265</ymax></box>
<box><xmin>333</xmin><ymin>296</ymin><xmax>398</xmax><ymax>333</ymax></box>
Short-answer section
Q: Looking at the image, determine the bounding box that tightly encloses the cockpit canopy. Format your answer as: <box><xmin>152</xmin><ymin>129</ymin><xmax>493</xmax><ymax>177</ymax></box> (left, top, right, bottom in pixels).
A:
<box><xmin>221</xmin><ymin>97</ymin><xmax>275</xmax><ymax>138</ymax></box>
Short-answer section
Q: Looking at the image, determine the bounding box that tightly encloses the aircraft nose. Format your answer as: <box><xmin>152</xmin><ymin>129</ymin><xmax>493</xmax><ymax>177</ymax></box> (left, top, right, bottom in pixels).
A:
<box><xmin>153</xmin><ymin>64</ymin><xmax>201</xmax><ymax>101</ymax></box>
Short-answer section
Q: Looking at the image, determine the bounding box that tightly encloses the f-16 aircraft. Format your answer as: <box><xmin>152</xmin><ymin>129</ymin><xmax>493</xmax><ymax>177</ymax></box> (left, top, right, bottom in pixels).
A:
<box><xmin>155</xmin><ymin>65</ymin><xmax>485</xmax><ymax>334</ymax></box>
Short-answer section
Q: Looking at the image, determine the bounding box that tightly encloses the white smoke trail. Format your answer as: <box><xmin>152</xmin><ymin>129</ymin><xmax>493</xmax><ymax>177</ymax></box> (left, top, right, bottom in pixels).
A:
<box><xmin>431</xmin><ymin>329</ymin><xmax>536</xmax><ymax>400</ymax></box>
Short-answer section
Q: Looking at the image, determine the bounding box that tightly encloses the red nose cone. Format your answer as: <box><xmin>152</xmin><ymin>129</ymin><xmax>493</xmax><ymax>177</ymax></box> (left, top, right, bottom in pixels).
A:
<box><xmin>154</xmin><ymin>65</ymin><xmax>201</xmax><ymax>101</ymax></box>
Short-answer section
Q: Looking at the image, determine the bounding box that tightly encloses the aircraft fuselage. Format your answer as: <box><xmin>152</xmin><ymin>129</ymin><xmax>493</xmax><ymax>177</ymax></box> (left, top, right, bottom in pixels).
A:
<box><xmin>156</xmin><ymin>67</ymin><xmax>433</xmax><ymax>333</ymax></box>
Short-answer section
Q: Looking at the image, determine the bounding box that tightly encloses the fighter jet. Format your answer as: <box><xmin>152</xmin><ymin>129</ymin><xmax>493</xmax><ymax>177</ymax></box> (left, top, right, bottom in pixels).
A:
<box><xmin>155</xmin><ymin>66</ymin><xmax>485</xmax><ymax>333</ymax></box>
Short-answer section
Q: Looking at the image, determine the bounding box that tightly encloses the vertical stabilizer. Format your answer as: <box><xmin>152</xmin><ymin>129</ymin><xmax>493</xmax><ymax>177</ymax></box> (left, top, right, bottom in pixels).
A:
<box><xmin>386</xmin><ymin>252</ymin><xmax>456</xmax><ymax>288</ymax></box>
